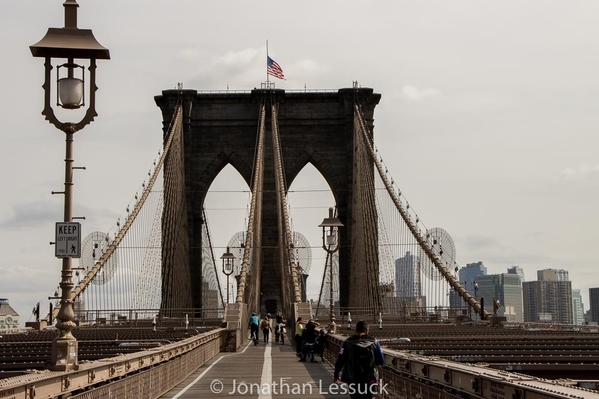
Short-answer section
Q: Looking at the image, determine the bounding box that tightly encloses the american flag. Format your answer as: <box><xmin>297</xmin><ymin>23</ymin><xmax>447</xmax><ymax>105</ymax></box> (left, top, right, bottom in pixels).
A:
<box><xmin>267</xmin><ymin>56</ymin><xmax>285</xmax><ymax>80</ymax></box>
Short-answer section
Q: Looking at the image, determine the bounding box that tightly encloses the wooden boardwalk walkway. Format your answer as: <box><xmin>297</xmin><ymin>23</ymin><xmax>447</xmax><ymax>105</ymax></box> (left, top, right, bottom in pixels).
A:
<box><xmin>160</xmin><ymin>338</ymin><xmax>350</xmax><ymax>399</ymax></box>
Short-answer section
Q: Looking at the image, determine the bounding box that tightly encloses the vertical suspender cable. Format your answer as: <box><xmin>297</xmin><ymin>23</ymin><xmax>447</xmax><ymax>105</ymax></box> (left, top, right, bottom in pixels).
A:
<box><xmin>354</xmin><ymin>103</ymin><xmax>489</xmax><ymax>319</ymax></box>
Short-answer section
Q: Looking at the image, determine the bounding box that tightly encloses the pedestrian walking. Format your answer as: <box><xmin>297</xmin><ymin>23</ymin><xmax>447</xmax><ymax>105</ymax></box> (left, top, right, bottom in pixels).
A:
<box><xmin>248</xmin><ymin>312</ymin><xmax>260</xmax><ymax>345</ymax></box>
<box><xmin>275</xmin><ymin>310</ymin><xmax>284</xmax><ymax>343</ymax></box>
<box><xmin>277</xmin><ymin>321</ymin><xmax>286</xmax><ymax>344</ymax></box>
<box><xmin>260</xmin><ymin>315</ymin><xmax>272</xmax><ymax>343</ymax></box>
<box><xmin>294</xmin><ymin>317</ymin><xmax>306</xmax><ymax>356</ymax></box>
<box><xmin>333</xmin><ymin>320</ymin><xmax>385</xmax><ymax>399</ymax></box>
<box><xmin>299</xmin><ymin>320</ymin><xmax>318</xmax><ymax>362</ymax></box>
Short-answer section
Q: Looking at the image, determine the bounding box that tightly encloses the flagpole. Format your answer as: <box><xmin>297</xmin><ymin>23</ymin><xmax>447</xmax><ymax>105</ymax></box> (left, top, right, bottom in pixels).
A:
<box><xmin>266</xmin><ymin>39</ymin><xmax>269</xmax><ymax>84</ymax></box>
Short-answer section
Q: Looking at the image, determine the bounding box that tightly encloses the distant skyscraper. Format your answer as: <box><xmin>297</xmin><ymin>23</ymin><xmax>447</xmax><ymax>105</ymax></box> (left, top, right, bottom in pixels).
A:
<box><xmin>475</xmin><ymin>272</ymin><xmax>523</xmax><ymax>322</ymax></box>
<box><xmin>523</xmin><ymin>269</ymin><xmax>573</xmax><ymax>324</ymax></box>
<box><xmin>507</xmin><ymin>265</ymin><xmax>525</xmax><ymax>282</ymax></box>
<box><xmin>395</xmin><ymin>251</ymin><xmax>420</xmax><ymax>298</ymax></box>
<box><xmin>537</xmin><ymin>268</ymin><xmax>569</xmax><ymax>282</ymax></box>
<box><xmin>449</xmin><ymin>261</ymin><xmax>487</xmax><ymax>308</ymax></box>
<box><xmin>462</xmin><ymin>261</ymin><xmax>488</xmax><ymax>283</ymax></box>
<box><xmin>590</xmin><ymin>287</ymin><xmax>599</xmax><ymax>324</ymax></box>
<box><xmin>572</xmin><ymin>289</ymin><xmax>585</xmax><ymax>326</ymax></box>
<box><xmin>394</xmin><ymin>251</ymin><xmax>427</xmax><ymax>309</ymax></box>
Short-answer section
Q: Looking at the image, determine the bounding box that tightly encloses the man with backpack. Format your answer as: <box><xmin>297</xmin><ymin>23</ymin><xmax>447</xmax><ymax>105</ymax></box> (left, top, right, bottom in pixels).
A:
<box><xmin>333</xmin><ymin>320</ymin><xmax>385</xmax><ymax>399</ymax></box>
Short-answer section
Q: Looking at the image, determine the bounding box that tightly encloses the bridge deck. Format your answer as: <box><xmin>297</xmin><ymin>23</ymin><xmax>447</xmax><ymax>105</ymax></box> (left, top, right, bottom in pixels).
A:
<box><xmin>161</xmin><ymin>339</ymin><xmax>348</xmax><ymax>399</ymax></box>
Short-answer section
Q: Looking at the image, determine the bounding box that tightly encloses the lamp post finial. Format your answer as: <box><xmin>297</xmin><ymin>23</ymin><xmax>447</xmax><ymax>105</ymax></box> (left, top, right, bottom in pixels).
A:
<box><xmin>63</xmin><ymin>0</ymin><xmax>79</xmax><ymax>29</ymax></box>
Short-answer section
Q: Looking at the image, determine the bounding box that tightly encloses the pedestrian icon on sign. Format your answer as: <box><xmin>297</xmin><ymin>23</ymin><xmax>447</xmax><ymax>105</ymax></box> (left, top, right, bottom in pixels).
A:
<box><xmin>71</xmin><ymin>245</ymin><xmax>76</xmax><ymax>254</ymax></box>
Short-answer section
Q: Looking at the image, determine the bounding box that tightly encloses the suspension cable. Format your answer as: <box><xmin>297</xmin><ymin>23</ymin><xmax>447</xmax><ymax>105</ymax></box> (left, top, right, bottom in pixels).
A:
<box><xmin>49</xmin><ymin>102</ymin><xmax>184</xmax><ymax>321</ymax></box>
<box><xmin>271</xmin><ymin>103</ymin><xmax>302</xmax><ymax>305</ymax></box>
<box><xmin>353</xmin><ymin>102</ymin><xmax>489</xmax><ymax>318</ymax></box>
<box><xmin>236</xmin><ymin>102</ymin><xmax>266</xmax><ymax>307</ymax></box>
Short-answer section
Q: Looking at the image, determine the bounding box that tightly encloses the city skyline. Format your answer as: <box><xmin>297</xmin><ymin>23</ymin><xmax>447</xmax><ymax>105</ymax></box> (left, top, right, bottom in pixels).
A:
<box><xmin>2</xmin><ymin>1</ymin><xmax>599</xmax><ymax>323</ymax></box>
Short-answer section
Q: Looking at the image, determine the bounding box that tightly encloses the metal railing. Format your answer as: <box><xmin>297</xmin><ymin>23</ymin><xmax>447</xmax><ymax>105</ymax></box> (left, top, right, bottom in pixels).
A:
<box><xmin>0</xmin><ymin>328</ymin><xmax>231</xmax><ymax>399</ymax></box>
<box><xmin>73</xmin><ymin>307</ymin><xmax>225</xmax><ymax>328</ymax></box>
<box><xmin>323</xmin><ymin>334</ymin><xmax>599</xmax><ymax>399</ymax></box>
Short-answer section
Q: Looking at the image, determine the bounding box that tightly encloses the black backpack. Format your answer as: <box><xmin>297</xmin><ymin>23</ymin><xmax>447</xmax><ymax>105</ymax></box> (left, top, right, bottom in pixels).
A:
<box><xmin>344</xmin><ymin>338</ymin><xmax>378</xmax><ymax>382</ymax></box>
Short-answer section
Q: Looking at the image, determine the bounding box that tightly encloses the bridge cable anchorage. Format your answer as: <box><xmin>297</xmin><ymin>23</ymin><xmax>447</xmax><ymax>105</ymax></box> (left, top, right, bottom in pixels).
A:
<box><xmin>353</xmin><ymin>102</ymin><xmax>489</xmax><ymax>319</ymax></box>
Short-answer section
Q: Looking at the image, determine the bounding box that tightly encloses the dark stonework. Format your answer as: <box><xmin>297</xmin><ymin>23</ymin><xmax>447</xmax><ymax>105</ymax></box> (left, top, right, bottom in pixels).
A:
<box><xmin>155</xmin><ymin>87</ymin><xmax>380</xmax><ymax>312</ymax></box>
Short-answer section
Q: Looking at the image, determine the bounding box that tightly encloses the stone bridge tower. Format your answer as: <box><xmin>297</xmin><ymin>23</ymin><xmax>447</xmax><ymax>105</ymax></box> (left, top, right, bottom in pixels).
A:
<box><xmin>155</xmin><ymin>87</ymin><xmax>381</xmax><ymax>313</ymax></box>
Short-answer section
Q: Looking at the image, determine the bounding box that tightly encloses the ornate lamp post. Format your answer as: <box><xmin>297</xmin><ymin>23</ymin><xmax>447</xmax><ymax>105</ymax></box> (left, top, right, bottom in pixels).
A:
<box><xmin>221</xmin><ymin>247</ymin><xmax>235</xmax><ymax>304</ymax></box>
<box><xmin>30</xmin><ymin>0</ymin><xmax>109</xmax><ymax>371</ymax></box>
<box><xmin>319</xmin><ymin>207</ymin><xmax>343</xmax><ymax>334</ymax></box>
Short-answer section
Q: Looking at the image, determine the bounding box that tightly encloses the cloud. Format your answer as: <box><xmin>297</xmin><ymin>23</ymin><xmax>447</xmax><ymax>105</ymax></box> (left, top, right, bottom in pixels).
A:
<box><xmin>0</xmin><ymin>200</ymin><xmax>119</xmax><ymax>232</ymax></box>
<box><xmin>218</xmin><ymin>48</ymin><xmax>261</xmax><ymax>67</ymax></box>
<box><xmin>175</xmin><ymin>47</ymin><xmax>263</xmax><ymax>89</ymax></box>
<box><xmin>0</xmin><ymin>201</ymin><xmax>61</xmax><ymax>229</ymax></box>
<box><xmin>457</xmin><ymin>233</ymin><xmax>560</xmax><ymax>277</ymax></box>
<box><xmin>560</xmin><ymin>164</ymin><xmax>599</xmax><ymax>181</ymax></box>
<box><xmin>177</xmin><ymin>47</ymin><xmax>331</xmax><ymax>91</ymax></box>
<box><xmin>0</xmin><ymin>263</ymin><xmax>56</xmax><ymax>294</ymax></box>
<box><xmin>177</xmin><ymin>47</ymin><xmax>261</xmax><ymax>72</ymax></box>
<box><xmin>462</xmin><ymin>234</ymin><xmax>500</xmax><ymax>250</ymax></box>
<box><xmin>177</xmin><ymin>48</ymin><xmax>203</xmax><ymax>63</ymax></box>
<box><xmin>292</xmin><ymin>59</ymin><xmax>330</xmax><ymax>75</ymax></box>
<box><xmin>178</xmin><ymin>48</ymin><xmax>329</xmax><ymax>81</ymax></box>
<box><xmin>398</xmin><ymin>85</ymin><xmax>441</xmax><ymax>102</ymax></box>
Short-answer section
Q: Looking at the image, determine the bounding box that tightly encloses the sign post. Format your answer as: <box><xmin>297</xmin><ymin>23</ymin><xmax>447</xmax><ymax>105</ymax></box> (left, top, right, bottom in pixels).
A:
<box><xmin>55</xmin><ymin>222</ymin><xmax>81</xmax><ymax>258</ymax></box>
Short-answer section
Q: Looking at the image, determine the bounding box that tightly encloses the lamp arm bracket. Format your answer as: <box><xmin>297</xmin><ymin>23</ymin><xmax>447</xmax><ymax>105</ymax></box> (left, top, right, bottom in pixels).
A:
<box><xmin>42</xmin><ymin>106</ymin><xmax>97</xmax><ymax>133</ymax></box>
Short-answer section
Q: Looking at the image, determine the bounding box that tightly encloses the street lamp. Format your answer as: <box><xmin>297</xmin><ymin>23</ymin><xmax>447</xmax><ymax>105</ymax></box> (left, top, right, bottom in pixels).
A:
<box><xmin>319</xmin><ymin>207</ymin><xmax>343</xmax><ymax>334</ymax></box>
<box><xmin>221</xmin><ymin>247</ymin><xmax>235</xmax><ymax>304</ymax></box>
<box><xmin>347</xmin><ymin>312</ymin><xmax>352</xmax><ymax>330</ymax></box>
<box><xmin>474</xmin><ymin>282</ymin><xmax>479</xmax><ymax>320</ymax></box>
<box><xmin>30</xmin><ymin>0</ymin><xmax>109</xmax><ymax>371</ymax></box>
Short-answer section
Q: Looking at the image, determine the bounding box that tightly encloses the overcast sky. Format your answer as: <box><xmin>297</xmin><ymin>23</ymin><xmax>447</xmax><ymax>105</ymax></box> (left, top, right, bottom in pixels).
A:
<box><xmin>2</xmin><ymin>1</ymin><xmax>598</xmax><ymax>324</ymax></box>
